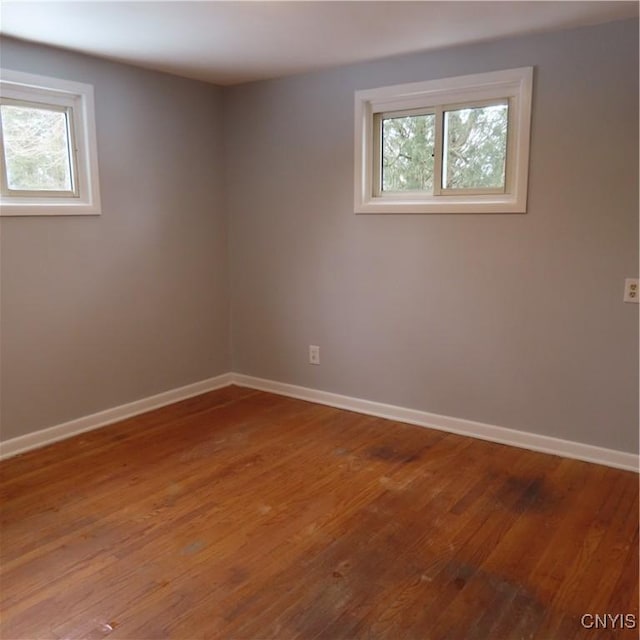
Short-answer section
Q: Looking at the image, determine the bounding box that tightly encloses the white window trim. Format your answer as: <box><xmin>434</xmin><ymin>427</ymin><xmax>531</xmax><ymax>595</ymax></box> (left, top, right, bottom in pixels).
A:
<box><xmin>354</xmin><ymin>67</ymin><xmax>533</xmax><ymax>214</ymax></box>
<box><xmin>0</xmin><ymin>68</ymin><xmax>101</xmax><ymax>216</ymax></box>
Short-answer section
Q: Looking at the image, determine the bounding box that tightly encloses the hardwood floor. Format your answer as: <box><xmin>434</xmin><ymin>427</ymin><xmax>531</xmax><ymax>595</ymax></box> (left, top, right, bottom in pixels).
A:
<box><xmin>1</xmin><ymin>386</ymin><xmax>637</xmax><ymax>640</ymax></box>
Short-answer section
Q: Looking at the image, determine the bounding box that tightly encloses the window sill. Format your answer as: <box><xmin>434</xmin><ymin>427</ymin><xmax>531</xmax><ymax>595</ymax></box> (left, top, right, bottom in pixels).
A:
<box><xmin>0</xmin><ymin>200</ymin><xmax>101</xmax><ymax>216</ymax></box>
<box><xmin>355</xmin><ymin>193</ymin><xmax>527</xmax><ymax>215</ymax></box>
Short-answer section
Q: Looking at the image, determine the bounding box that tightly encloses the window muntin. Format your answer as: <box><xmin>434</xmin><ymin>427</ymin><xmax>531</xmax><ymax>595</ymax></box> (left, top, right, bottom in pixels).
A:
<box><xmin>354</xmin><ymin>67</ymin><xmax>533</xmax><ymax>214</ymax></box>
<box><xmin>0</xmin><ymin>69</ymin><xmax>101</xmax><ymax>216</ymax></box>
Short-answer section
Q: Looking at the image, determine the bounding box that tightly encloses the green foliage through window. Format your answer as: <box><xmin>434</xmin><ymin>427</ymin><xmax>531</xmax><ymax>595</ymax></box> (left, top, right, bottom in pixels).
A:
<box><xmin>443</xmin><ymin>103</ymin><xmax>508</xmax><ymax>190</ymax></box>
<box><xmin>382</xmin><ymin>113</ymin><xmax>435</xmax><ymax>192</ymax></box>
<box><xmin>379</xmin><ymin>102</ymin><xmax>508</xmax><ymax>194</ymax></box>
<box><xmin>1</xmin><ymin>103</ymin><xmax>73</xmax><ymax>192</ymax></box>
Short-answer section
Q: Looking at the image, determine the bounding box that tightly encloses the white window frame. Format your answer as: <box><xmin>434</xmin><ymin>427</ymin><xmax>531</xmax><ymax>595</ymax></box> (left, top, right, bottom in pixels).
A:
<box><xmin>0</xmin><ymin>69</ymin><xmax>101</xmax><ymax>216</ymax></box>
<box><xmin>354</xmin><ymin>67</ymin><xmax>533</xmax><ymax>214</ymax></box>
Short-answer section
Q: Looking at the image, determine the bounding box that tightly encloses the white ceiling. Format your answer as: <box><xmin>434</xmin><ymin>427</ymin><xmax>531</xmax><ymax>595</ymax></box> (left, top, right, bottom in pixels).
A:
<box><xmin>0</xmin><ymin>1</ymin><xmax>637</xmax><ymax>85</ymax></box>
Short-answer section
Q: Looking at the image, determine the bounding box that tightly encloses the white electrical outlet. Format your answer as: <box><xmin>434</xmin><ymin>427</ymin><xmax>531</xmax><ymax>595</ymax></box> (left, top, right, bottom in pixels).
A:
<box><xmin>623</xmin><ymin>278</ymin><xmax>639</xmax><ymax>303</ymax></box>
<box><xmin>309</xmin><ymin>345</ymin><xmax>320</xmax><ymax>365</ymax></box>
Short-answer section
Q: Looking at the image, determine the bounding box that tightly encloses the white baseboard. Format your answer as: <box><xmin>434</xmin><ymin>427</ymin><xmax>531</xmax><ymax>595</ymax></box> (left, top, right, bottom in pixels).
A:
<box><xmin>0</xmin><ymin>373</ymin><xmax>233</xmax><ymax>461</ymax></box>
<box><xmin>1</xmin><ymin>371</ymin><xmax>637</xmax><ymax>472</ymax></box>
<box><xmin>232</xmin><ymin>374</ymin><xmax>639</xmax><ymax>473</ymax></box>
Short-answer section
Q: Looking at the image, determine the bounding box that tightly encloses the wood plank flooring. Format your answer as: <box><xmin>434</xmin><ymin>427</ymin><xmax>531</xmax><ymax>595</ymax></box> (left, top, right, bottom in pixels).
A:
<box><xmin>1</xmin><ymin>386</ymin><xmax>637</xmax><ymax>639</ymax></box>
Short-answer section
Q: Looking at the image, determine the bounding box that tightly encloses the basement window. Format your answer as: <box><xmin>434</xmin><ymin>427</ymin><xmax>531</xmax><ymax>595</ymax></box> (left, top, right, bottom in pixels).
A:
<box><xmin>354</xmin><ymin>67</ymin><xmax>533</xmax><ymax>214</ymax></box>
<box><xmin>0</xmin><ymin>69</ymin><xmax>101</xmax><ymax>216</ymax></box>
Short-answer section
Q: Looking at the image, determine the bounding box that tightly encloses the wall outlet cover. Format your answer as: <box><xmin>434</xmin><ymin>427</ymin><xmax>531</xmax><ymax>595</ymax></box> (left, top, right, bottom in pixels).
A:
<box><xmin>309</xmin><ymin>345</ymin><xmax>320</xmax><ymax>365</ymax></box>
<box><xmin>623</xmin><ymin>278</ymin><xmax>639</xmax><ymax>303</ymax></box>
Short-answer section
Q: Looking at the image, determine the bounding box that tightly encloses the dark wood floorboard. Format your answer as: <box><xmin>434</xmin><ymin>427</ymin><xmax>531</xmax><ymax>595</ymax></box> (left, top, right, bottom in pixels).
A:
<box><xmin>0</xmin><ymin>385</ymin><xmax>637</xmax><ymax>639</ymax></box>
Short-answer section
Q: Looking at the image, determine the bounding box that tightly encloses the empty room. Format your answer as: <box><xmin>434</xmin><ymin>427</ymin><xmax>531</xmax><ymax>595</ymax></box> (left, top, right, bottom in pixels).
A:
<box><xmin>0</xmin><ymin>1</ymin><xmax>638</xmax><ymax>639</ymax></box>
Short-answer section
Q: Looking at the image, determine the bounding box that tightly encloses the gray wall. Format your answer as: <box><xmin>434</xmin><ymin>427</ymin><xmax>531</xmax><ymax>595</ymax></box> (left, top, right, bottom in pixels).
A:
<box><xmin>224</xmin><ymin>19</ymin><xmax>639</xmax><ymax>453</ymax></box>
<box><xmin>2</xmin><ymin>20</ymin><xmax>637</xmax><ymax>455</ymax></box>
<box><xmin>0</xmin><ymin>38</ymin><xmax>231</xmax><ymax>441</ymax></box>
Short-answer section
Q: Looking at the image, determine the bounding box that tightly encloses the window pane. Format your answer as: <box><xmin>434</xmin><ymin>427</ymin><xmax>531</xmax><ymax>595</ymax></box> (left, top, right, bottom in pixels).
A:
<box><xmin>443</xmin><ymin>103</ymin><xmax>508</xmax><ymax>190</ymax></box>
<box><xmin>382</xmin><ymin>113</ymin><xmax>435</xmax><ymax>192</ymax></box>
<box><xmin>1</xmin><ymin>104</ymin><xmax>73</xmax><ymax>192</ymax></box>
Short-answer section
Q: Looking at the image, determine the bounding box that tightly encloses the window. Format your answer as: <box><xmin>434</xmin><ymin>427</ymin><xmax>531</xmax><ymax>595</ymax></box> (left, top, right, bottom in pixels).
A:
<box><xmin>355</xmin><ymin>67</ymin><xmax>533</xmax><ymax>214</ymax></box>
<box><xmin>0</xmin><ymin>69</ymin><xmax>101</xmax><ymax>216</ymax></box>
